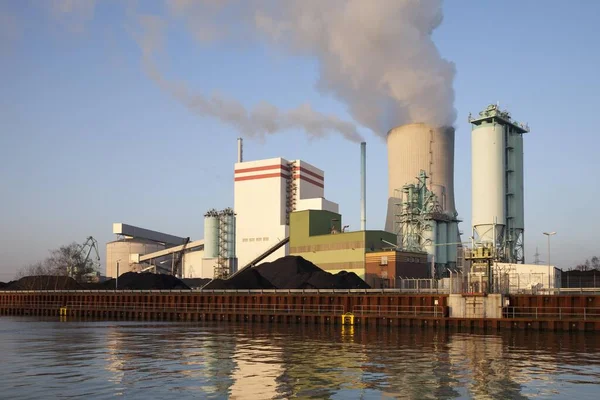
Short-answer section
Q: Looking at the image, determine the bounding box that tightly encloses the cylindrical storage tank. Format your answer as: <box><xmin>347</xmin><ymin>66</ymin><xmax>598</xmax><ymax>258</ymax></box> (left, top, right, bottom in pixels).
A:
<box><xmin>472</xmin><ymin>122</ymin><xmax>506</xmax><ymax>244</ymax></box>
<box><xmin>226</xmin><ymin>213</ymin><xmax>236</xmax><ymax>259</ymax></box>
<box><xmin>446</xmin><ymin>221</ymin><xmax>458</xmax><ymax>263</ymax></box>
<box><xmin>386</xmin><ymin>124</ymin><xmax>456</xmax><ymax>232</ymax></box>
<box><xmin>422</xmin><ymin>220</ymin><xmax>437</xmax><ymax>261</ymax></box>
<box><xmin>513</xmin><ymin>133</ymin><xmax>525</xmax><ymax>231</ymax></box>
<box><xmin>203</xmin><ymin>210</ymin><xmax>219</xmax><ymax>258</ymax></box>
<box><xmin>436</xmin><ymin>221</ymin><xmax>448</xmax><ymax>265</ymax></box>
<box><xmin>105</xmin><ymin>239</ymin><xmax>166</xmax><ymax>278</ymax></box>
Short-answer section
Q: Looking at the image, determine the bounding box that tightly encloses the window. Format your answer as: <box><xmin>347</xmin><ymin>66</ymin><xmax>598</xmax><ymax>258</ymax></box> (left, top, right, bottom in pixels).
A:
<box><xmin>380</xmin><ymin>256</ymin><xmax>388</xmax><ymax>266</ymax></box>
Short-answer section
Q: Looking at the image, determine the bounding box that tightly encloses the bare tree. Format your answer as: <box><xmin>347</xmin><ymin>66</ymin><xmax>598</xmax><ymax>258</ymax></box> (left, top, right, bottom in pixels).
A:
<box><xmin>573</xmin><ymin>256</ymin><xmax>600</xmax><ymax>271</ymax></box>
<box><xmin>16</xmin><ymin>242</ymin><xmax>98</xmax><ymax>283</ymax></box>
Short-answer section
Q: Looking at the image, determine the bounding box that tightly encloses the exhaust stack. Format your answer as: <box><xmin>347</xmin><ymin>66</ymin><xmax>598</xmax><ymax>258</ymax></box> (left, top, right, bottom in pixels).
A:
<box><xmin>237</xmin><ymin>138</ymin><xmax>243</xmax><ymax>163</ymax></box>
<box><xmin>361</xmin><ymin>142</ymin><xmax>366</xmax><ymax>231</ymax></box>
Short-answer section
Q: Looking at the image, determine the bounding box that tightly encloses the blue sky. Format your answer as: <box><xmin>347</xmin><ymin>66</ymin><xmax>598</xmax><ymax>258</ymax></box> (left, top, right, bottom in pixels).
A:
<box><xmin>1</xmin><ymin>0</ymin><xmax>599</xmax><ymax>280</ymax></box>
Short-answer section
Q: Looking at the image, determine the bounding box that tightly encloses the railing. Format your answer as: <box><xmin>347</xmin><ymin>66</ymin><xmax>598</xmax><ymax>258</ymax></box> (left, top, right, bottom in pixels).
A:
<box><xmin>0</xmin><ymin>288</ymin><xmax>450</xmax><ymax>294</ymax></box>
<box><xmin>2</xmin><ymin>301</ymin><xmax>345</xmax><ymax>315</ymax></box>
<box><xmin>1</xmin><ymin>301</ymin><xmax>63</xmax><ymax>309</ymax></box>
<box><xmin>503</xmin><ymin>307</ymin><xmax>600</xmax><ymax>321</ymax></box>
<box><xmin>2</xmin><ymin>287</ymin><xmax>600</xmax><ymax>295</ymax></box>
<box><xmin>353</xmin><ymin>305</ymin><xmax>445</xmax><ymax>317</ymax></box>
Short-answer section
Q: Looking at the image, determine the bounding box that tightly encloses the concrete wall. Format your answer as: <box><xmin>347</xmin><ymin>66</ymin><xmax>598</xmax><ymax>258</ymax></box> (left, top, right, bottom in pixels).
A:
<box><xmin>448</xmin><ymin>294</ymin><xmax>504</xmax><ymax>319</ymax></box>
<box><xmin>293</xmin><ymin>160</ymin><xmax>324</xmax><ymax>200</ymax></box>
<box><xmin>494</xmin><ymin>262</ymin><xmax>561</xmax><ymax>290</ymax></box>
<box><xmin>296</xmin><ymin>198</ymin><xmax>339</xmax><ymax>213</ymax></box>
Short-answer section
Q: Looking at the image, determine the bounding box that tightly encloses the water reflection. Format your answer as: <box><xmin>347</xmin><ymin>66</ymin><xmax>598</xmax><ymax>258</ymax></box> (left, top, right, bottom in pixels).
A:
<box><xmin>1</xmin><ymin>317</ymin><xmax>599</xmax><ymax>399</ymax></box>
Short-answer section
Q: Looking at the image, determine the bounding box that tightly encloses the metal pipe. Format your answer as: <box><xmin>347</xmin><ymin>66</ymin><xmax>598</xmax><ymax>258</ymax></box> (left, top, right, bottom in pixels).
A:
<box><xmin>115</xmin><ymin>260</ymin><xmax>120</xmax><ymax>290</ymax></box>
<box><xmin>360</xmin><ymin>142</ymin><xmax>366</xmax><ymax>231</ymax></box>
<box><xmin>237</xmin><ymin>137</ymin><xmax>243</xmax><ymax>163</ymax></box>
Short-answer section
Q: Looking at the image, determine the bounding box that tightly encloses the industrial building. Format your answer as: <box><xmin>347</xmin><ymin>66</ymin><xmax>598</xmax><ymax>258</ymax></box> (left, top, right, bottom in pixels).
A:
<box><xmin>288</xmin><ymin>209</ymin><xmax>398</xmax><ymax>279</ymax></box>
<box><xmin>364</xmin><ymin>250</ymin><xmax>430</xmax><ymax>289</ymax></box>
<box><xmin>234</xmin><ymin>155</ymin><xmax>338</xmax><ymax>268</ymax></box>
<box><xmin>385</xmin><ymin>124</ymin><xmax>460</xmax><ymax>277</ymax></box>
<box><xmin>106</xmin><ymin>223</ymin><xmax>189</xmax><ymax>278</ymax></box>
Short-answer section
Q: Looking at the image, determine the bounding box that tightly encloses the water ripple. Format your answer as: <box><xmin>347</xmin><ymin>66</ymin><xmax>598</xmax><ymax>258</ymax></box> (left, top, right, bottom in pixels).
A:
<box><xmin>0</xmin><ymin>317</ymin><xmax>599</xmax><ymax>399</ymax></box>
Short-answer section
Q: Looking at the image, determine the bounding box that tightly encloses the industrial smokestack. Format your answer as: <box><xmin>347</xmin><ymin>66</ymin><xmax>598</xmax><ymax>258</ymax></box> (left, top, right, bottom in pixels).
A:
<box><xmin>237</xmin><ymin>137</ymin><xmax>243</xmax><ymax>163</ymax></box>
<box><xmin>360</xmin><ymin>142</ymin><xmax>366</xmax><ymax>231</ymax></box>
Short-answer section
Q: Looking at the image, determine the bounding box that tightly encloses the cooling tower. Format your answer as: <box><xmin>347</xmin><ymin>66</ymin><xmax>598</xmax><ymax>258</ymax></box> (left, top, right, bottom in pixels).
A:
<box><xmin>385</xmin><ymin>123</ymin><xmax>456</xmax><ymax>233</ymax></box>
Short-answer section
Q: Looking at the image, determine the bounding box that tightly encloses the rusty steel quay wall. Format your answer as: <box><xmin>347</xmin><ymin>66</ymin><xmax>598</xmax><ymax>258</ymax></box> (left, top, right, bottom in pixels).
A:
<box><xmin>1</xmin><ymin>291</ymin><xmax>600</xmax><ymax>332</ymax></box>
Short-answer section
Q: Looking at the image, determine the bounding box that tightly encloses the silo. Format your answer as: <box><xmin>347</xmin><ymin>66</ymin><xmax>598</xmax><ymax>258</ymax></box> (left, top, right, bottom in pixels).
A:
<box><xmin>224</xmin><ymin>210</ymin><xmax>236</xmax><ymax>259</ymax></box>
<box><xmin>470</xmin><ymin>104</ymin><xmax>528</xmax><ymax>263</ymax></box>
<box><xmin>508</xmin><ymin>130</ymin><xmax>525</xmax><ymax>261</ymax></box>
<box><xmin>386</xmin><ymin>124</ymin><xmax>456</xmax><ymax>232</ymax></box>
<box><xmin>446</xmin><ymin>222</ymin><xmax>458</xmax><ymax>265</ymax></box>
<box><xmin>203</xmin><ymin>209</ymin><xmax>220</xmax><ymax>258</ymax></box>
<box><xmin>435</xmin><ymin>221</ymin><xmax>448</xmax><ymax>265</ymax></box>
<box><xmin>471</xmin><ymin>121</ymin><xmax>506</xmax><ymax>245</ymax></box>
<box><xmin>105</xmin><ymin>239</ymin><xmax>166</xmax><ymax>278</ymax></box>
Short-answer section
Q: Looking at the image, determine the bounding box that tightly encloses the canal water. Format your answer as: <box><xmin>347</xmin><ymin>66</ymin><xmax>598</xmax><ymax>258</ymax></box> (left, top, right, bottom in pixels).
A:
<box><xmin>0</xmin><ymin>317</ymin><xmax>599</xmax><ymax>399</ymax></box>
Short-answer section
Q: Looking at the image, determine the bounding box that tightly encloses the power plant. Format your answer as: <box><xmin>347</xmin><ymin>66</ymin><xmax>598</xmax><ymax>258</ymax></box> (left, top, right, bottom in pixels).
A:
<box><xmin>99</xmin><ymin>103</ymin><xmax>541</xmax><ymax>290</ymax></box>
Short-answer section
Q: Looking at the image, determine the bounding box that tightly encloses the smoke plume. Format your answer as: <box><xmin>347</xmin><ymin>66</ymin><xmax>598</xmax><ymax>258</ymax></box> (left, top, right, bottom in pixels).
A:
<box><xmin>157</xmin><ymin>0</ymin><xmax>456</xmax><ymax>136</ymax></box>
<box><xmin>46</xmin><ymin>0</ymin><xmax>457</xmax><ymax>139</ymax></box>
<box><xmin>136</xmin><ymin>13</ymin><xmax>363</xmax><ymax>142</ymax></box>
<box><xmin>251</xmin><ymin>0</ymin><xmax>456</xmax><ymax>134</ymax></box>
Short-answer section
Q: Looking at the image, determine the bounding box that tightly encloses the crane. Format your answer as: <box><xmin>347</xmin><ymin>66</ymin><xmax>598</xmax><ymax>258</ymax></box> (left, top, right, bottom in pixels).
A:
<box><xmin>73</xmin><ymin>236</ymin><xmax>101</xmax><ymax>281</ymax></box>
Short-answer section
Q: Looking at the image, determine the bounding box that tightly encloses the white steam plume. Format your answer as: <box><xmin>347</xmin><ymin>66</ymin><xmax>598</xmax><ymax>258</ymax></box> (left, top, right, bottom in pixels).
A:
<box><xmin>136</xmin><ymin>11</ymin><xmax>363</xmax><ymax>142</ymax></box>
<box><xmin>44</xmin><ymin>0</ymin><xmax>456</xmax><ymax>139</ymax></box>
<box><xmin>163</xmin><ymin>0</ymin><xmax>456</xmax><ymax>135</ymax></box>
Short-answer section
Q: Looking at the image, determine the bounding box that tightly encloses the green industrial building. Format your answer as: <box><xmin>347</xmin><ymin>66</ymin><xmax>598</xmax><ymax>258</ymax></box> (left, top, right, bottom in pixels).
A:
<box><xmin>289</xmin><ymin>209</ymin><xmax>397</xmax><ymax>279</ymax></box>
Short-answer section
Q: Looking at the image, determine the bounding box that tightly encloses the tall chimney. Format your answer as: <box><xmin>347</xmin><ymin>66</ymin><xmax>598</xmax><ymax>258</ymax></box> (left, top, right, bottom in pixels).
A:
<box><xmin>237</xmin><ymin>137</ymin><xmax>243</xmax><ymax>163</ymax></box>
<box><xmin>360</xmin><ymin>142</ymin><xmax>366</xmax><ymax>231</ymax></box>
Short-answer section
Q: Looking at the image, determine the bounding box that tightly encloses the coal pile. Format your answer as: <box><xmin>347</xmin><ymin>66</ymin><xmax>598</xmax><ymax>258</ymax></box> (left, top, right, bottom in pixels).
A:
<box><xmin>2</xmin><ymin>276</ymin><xmax>82</xmax><ymax>290</ymax></box>
<box><xmin>182</xmin><ymin>278</ymin><xmax>212</xmax><ymax>289</ymax></box>
<box><xmin>200</xmin><ymin>256</ymin><xmax>370</xmax><ymax>290</ymax></box>
<box><xmin>100</xmin><ymin>272</ymin><xmax>190</xmax><ymax>290</ymax></box>
<box><xmin>254</xmin><ymin>256</ymin><xmax>370</xmax><ymax>290</ymax></box>
<box><xmin>202</xmin><ymin>269</ymin><xmax>276</xmax><ymax>290</ymax></box>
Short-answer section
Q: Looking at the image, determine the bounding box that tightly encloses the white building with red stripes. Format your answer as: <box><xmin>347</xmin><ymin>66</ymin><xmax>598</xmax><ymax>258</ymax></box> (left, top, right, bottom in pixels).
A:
<box><xmin>234</xmin><ymin>157</ymin><xmax>338</xmax><ymax>268</ymax></box>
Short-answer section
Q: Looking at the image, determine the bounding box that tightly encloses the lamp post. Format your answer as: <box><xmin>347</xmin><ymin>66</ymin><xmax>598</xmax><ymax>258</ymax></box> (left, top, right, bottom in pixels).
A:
<box><xmin>116</xmin><ymin>259</ymin><xmax>121</xmax><ymax>290</ymax></box>
<box><xmin>543</xmin><ymin>232</ymin><xmax>556</xmax><ymax>289</ymax></box>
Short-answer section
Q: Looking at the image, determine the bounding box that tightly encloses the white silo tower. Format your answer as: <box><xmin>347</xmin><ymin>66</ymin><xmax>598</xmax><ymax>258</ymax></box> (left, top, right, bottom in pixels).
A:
<box><xmin>469</xmin><ymin>104</ymin><xmax>528</xmax><ymax>263</ymax></box>
<box><xmin>386</xmin><ymin>123</ymin><xmax>459</xmax><ymax>276</ymax></box>
<box><xmin>203</xmin><ymin>209</ymin><xmax>220</xmax><ymax>259</ymax></box>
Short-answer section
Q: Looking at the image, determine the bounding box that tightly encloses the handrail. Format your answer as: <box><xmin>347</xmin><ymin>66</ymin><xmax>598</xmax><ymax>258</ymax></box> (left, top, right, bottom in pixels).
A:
<box><xmin>503</xmin><ymin>306</ymin><xmax>600</xmax><ymax>321</ymax></box>
<box><xmin>1</xmin><ymin>301</ymin><xmax>345</xmax><ymax>315</ymax></box>
<box><xmin>353</xmin><ymin>305</ymin><xmax>445</xmax><ymax>317</ymax></box>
